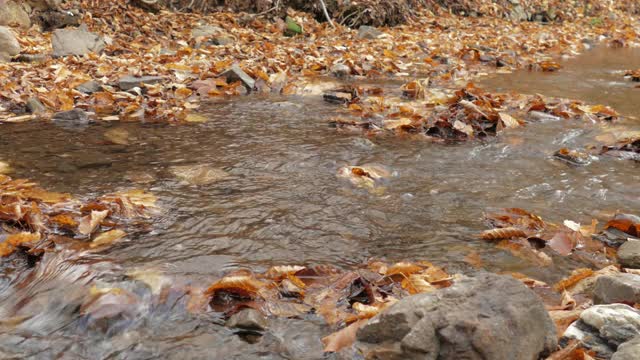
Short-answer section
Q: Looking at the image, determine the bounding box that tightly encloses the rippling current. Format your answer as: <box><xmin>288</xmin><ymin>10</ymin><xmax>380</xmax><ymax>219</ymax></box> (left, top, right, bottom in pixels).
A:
<box><xmin>0</xmin><ymin>46</ymin><xmax>639</xmax><ymax>358</ymax></box>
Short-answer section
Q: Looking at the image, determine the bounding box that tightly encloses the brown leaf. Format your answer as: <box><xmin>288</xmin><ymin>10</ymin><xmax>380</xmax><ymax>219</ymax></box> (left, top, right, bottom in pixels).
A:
<box><xmin>480</xmin><ymin>227</ymin><xmax>527</xmax><ymax>241</ymax></box>
<box><xmin>322</xmin><ymin>319</ymin><xmax>368</xmax><ymax>353</ymax></box>
<box><xmin>78</xmin><ymin>210</ymin><xmax>109</xmax><ymax>235</ymax></box>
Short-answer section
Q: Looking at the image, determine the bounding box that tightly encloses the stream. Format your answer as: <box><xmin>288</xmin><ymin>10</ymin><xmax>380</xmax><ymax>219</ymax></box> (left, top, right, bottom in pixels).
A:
<box><xmin>0</xmin><ymin>46</ymin><xmax>639</xmax><ymax>359</ymax></box>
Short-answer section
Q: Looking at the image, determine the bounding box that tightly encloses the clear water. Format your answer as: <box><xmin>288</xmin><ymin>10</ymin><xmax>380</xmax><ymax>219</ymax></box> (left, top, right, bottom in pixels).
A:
<box><xmin>0</xmin><ymin>47</ymin><xmax>639</xmax><ymax>359</ymax></box>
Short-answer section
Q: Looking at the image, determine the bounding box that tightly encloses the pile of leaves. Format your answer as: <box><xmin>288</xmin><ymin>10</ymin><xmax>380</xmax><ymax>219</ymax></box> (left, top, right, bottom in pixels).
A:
<box><xmin>1</xmin><ymin>0</ymin><xmax>638</xmax><ymax>124</ymax></box>
<box><xmin>0</xmin><ymin>174</ymin><xmax>158</xmax><ymax>257</ymax></box>
<box><xmin>199</xmin><ymin>260</ymin><xmax>454</xmax><ymax>352</ymax></box>
<box><xmin>330</xmin><ymin>83</ymin><xmax>619</xmax><ymax>142</ymax></box>
<box><xmin>478</xmin><ymin>208</ymin><xmax>640</xmax><ymax>268</ymax></box>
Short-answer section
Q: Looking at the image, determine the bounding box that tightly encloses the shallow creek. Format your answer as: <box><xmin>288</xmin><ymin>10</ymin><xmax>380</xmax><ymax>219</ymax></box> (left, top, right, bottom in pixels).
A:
<box><xmin>0</xmin><ymin>46</ymin><xmax>639</xmax><ymax>358</ymax></box>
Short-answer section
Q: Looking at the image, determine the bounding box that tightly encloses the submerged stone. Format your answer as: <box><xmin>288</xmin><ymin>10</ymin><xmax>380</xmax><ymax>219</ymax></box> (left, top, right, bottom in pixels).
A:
<box><xmin>226</xmin><ymin>309</ymin><xmax>268</xmax><ymax>331</ymax></box>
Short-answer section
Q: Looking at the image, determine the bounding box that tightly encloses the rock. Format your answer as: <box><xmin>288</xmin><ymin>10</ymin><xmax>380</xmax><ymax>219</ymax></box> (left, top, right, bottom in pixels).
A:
<box><xmin>219</xmin><ymin>64</ymin><xmax>255</xmax><ymax>91</ymax></box>
<box><xmin>76</xmin><ymin>80</ymin><xmax>103</xmax><ymax>94</ymax></box>
<box><xmin>51</xmin><ymin>25</ymin><xmax>105</xmax><ymax>57</ymax></box>
<box><xmin>564</xmin><ymin>304</ymin><xmax>640</xmax><ymax>357</ymax></box>
<box><xmin>130</xmin><ymin>0</ymin><xmax>162</xmax><ymax>13</ymax></box>
<box><xmin>619</xmin><ymin>240</ymin><xmax>640</xmax><ymax>269</ymax></box>
<box><xmin>613</xmin><ymin>336</ymin><xmax>640</xmax><ymax>360</ymax></box>
<box><xmin>170</xmin><ymin>164</ymin><xmax>229</xmax><ymax>186</ymax></box>
<box><xmin>509</xmin><ymin>5</ymin><xmax>529</xmax><ymax>22</ymax></box>
<box><xmin>26</xmin><ymin>98</ymin><xmax>46</xmax><ymax>114</ymax></box>
<box><xmin>208</xmin><ymin>35</ymin><xmax>234</xmax><ymax>46</ymax></box>
<box><xmin>12</xmin><ymin>53</ymin><xmax>47</xmax><ymax>63</ymax></box>
<box><xmin>226</xmin><ymin>309</ymin><xmax>268</xmax><ymax>331</ymax></box>
<box><xmin>593</xmin><ymin>273</ymin><xmax>640</xmax><ymax>305</ymax></box>
<box><xmin>357</xmin><ymin>25</ymin><xmax>383</xmax><ymax>40</ymax></box>
<box><xmin>191</xmin><ymin>24</ymin><xmax>233</xmax><ymax>47</ymax></box>
<box><xmin>0</xmin><ymin>161</ymin><xmax>13</xmax><ymax>175</ymax></box>
<box><xmin>0</xmin><ymin>27</ymin><xmax>21</xmax><ymax>62</ymax></box>
<box><xmin>35</xmin><ymin>9</ymin><xmax>81</xmax><ymax>31</ymax></box>
<box><xmin>52</xmin><ymin>109</ymin><xmax>91</xmax><ymax>130</ymax></box>
<box><xmin>330</xmin><ymin>63</ymin><xmax>351</xmax><ymax>78</ymax></box>
<box><xmin>118</xmin><ymin>76</ymin><xmax>165</xmax><ymax>91</ymax></box>
<box><xmin>356</xmin><ymin>272</ymin><xmax>557</xmax><ymax>360</ymax></box>
<box><xmin>191</xmin><ymin>24</ymin><xmax>224</xmax><ymax>39</ymax></box>
<box><xmin>323</xmin><ymin>90</ymin><xmax>354</xmax><ymax>104</ymax></box>
<box><xmin>0</xmin><ymin>1</ymin><xmax>31</xmax><ymax>29</ymax></box>
<box><xmin>27</xmin><ymin>0</ymin><xmax>61</xmax><ymax>11</ymax></box>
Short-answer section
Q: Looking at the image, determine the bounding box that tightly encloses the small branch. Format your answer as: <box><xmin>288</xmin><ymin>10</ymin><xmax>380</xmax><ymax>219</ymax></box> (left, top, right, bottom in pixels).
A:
<box><xmin>319</xmin><ymin>0</ymin><xmax>336</xmax><ymax>28</ymax></box>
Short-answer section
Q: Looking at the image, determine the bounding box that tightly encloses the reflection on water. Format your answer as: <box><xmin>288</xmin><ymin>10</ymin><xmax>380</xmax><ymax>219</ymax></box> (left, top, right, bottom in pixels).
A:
<box><xmin>0</xmin><ymin>48</ymin><xmax>639</xmax><ymax>358</ymax></box>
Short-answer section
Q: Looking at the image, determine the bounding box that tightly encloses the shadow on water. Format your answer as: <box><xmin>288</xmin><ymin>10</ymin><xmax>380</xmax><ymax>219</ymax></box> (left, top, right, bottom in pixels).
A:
<box><xmin>0</xmin><ymin>47</ymin><xmax>639</xmax><ymax>358</ymax></box>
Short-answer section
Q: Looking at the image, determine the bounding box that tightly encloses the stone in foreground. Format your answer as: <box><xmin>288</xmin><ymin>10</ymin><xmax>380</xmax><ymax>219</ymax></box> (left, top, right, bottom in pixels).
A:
<box><xmin>612</xmin><ymin>336</ymin><xmax>640</xmax><ymax>360</ymax></box>
<box><xmin>593</xmin><ymin>273</ymin><xmax>640</xmax><ymax>305</ymax></box>
<box><xmin>356</xmin><ymin>272</ymin><xmax>557</xmax><ymax>360</ymax></box>
<box><xmin>564</xmin><ymin>304</ymin><xmax>640</xmax><ymax>357</ymax></box>
<box><xmin>52</xmin><ymin>25</ymin><xmax>105</xmax><ymax>57</ymax></box>
<box><xmin>0</xmin><ymin>26</ymin><xmax>21</xmax><ymax>62</ymax></box>
<box><xmin>618</xmin><ymin>240</ymin><xmax>640</xmax><ymax>269</ymax></box>
<box><xmin>118</xmin><ymin>76</ymin><xmax>165</xmax><ymax>91</ymax></box>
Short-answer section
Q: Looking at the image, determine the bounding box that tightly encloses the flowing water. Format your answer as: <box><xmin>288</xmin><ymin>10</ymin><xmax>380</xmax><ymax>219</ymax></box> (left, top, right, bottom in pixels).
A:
<box><xmin>0</xmin><ymin>46</ymin><xmax>639</xmax><ymax>358</ymax></box>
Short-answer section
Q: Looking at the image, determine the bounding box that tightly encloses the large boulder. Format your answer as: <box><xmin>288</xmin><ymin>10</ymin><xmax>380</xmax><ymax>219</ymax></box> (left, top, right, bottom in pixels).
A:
<box><xmin>564</xmin><ymin>304</ymin><xmax>640</xmax><ymax>357</ymax></box>
<box><xmin>0</xmin><ymin>1</ymin><xmax>31</xmax><ymax>29</ymax></box>
<box><xmin>356</xmin><ymin>272</ymin><xmax>557</xmax><ymax>360</ymax></box>
<box><xmin>593</xmin><ymin>273</ymin><xmax>640</xmax><ymax>305</ymax></box>
<box><xmin>51</xmin><ymin>25</ymin><xmax>105</xmax><ymax>57</ymax></box>
<box><xmin>0</xmin><ymin>26</ymin><xmax>21</xmax><ymax>62</ymax></box>
<box><xmin>613</xmin><ymin>336</ymin><xmax>640</xmax><ymax>360</ymax></box>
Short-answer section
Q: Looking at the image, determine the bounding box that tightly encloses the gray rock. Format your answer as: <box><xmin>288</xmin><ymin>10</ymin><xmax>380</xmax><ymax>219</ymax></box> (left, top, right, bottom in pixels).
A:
<box><xmin>564</xmin><ymin>304</ymin><xmax>640</xmax><ymax>356</ymax></box>
<box><xmin>0</xmin><ymin>26</ymin><xmax>21</xmax><ymax>62</ymax></box>
<box><xmin>52</xmin><ymin>109</ymin><xmax>90</xmax><ymax>130</ymax></box>
<box><xmin>509</xmin><ymin>5</ymin><xmax>529</xmax><ymax>22</ymax></box>
<box><xmin>356</xmin><ymin>272</ymin><xmax>557</xmax><ymax>360</ymax></box>
<box><xmin>357</xmin><ymin>25</ymin><xmax>382</xmax><ymax>40</ymax></box>
<box><xmin>0</xmin><ymin>1</ymin><xmax>31</xmax><ymax>29</ymax></box>
<box><xmin>226</xmin><ymin>309</ymin><xmax>267</xmax><ymax>331</ymax></box>
<box><xmin>191</xmin><ymin>24</ymin><xmax>224</xmax><ymax>40</ymax></box>
<box><xmin>593</xmin><ymin>273</ymin><xmax>640</xmax><ymax>305</ymax></box>
<box><xmin>619</xmin><ymin>240</ymin><xmax>640</xmax><ymax>269</ymax></box>
<box><xmin>118</xmin><ymin>76</ymin><xmax>165</xmax><ymax>91</ymax></box>
<box><xmin>330</xmin><ymin>63</ymin><xmax>351</xmax><ymax>78</ymax></box>
<box><xmin>613</xmin><ymin>336</ymin><xmax>640</xmax><ymax>360</ymax></box>
<box><xmin>26</xmin><ymin>98</ymin><xmax>46</xmax><ymax>114</ymax></box>
<box><xmin>208</xmin><ymin>35</ymin><xmax>234</xmax><ymax>46</ymax></box>
<box><xmin>52</xmin><ymin>25</ymin><xmax>105</xmax><ymax>57</ymax></box>
<box><xmin>27</xmin><ymin>0</ymin><xmax>62</xmax><ymax>11</ymax></box>
<box><xmin>219</xmin><ymin>64</ymin><xmax>255</xmax><ymax>91</ymax></box>
<box><xmin>76</xmin><ymin>80</ymin><xmax>102</xmax><ymax>94</ymax></box>
<box><xmin>13</xmin><ymin>53</ymin><xmax>47</xmax><ymax>63</ymax></box>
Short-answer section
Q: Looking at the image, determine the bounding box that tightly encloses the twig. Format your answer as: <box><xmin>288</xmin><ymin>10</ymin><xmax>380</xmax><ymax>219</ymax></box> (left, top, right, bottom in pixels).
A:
<box><xmin>319</xmin><ymin>0</ymin><xmax>336</xmax><ymax>28</ymax></box>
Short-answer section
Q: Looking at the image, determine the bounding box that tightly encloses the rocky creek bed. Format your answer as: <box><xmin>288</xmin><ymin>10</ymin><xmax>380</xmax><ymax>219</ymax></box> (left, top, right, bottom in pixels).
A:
<box><xmin>1</xmin><ymin>0</ymin><xmax>640</xmax><ymax>359</ymax></box>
